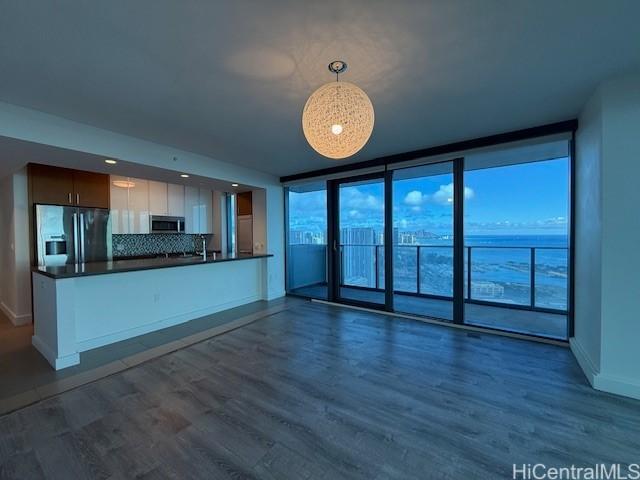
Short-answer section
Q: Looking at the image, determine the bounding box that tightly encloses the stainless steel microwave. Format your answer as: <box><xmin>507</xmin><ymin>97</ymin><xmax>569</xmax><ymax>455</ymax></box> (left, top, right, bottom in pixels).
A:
<box><xmin>150</xmin><ymin>215</ymin><xmax>185</xmax><ymax>234</ymax></box>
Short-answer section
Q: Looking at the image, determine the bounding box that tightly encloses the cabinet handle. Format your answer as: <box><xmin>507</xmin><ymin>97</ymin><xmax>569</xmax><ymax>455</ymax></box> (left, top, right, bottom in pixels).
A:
<box><xmin>76</xmin><ymin>193</ymin><xmax>80</xmax><ymax>205</ymax></box>
<box><xmin>68</xmin><ymin>192</ymin><xmax>72</xmax><ymax>204</ymax></box>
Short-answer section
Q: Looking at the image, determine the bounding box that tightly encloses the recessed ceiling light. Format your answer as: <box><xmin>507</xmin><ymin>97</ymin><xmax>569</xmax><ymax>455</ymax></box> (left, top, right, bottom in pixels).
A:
<box><xmin>231</xmin><ymin>183</ymin><xmax>239</xmax><ymax>187</ymax></box>
<box><xmin>180</xmin><ymin>174</ymin><xmax>190</xmax><ymax>178</ymax></box>
<box><xmin>105</xmin><ymin>159</ymin><xmax>117</xmax><ymax>165</ymax></box>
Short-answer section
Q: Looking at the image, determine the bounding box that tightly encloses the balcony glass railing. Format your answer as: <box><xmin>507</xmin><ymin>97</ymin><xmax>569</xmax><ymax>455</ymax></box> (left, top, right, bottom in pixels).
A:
<box><xmin>338</xmin><ymin>244</ymin><xmax>568</xmax><ymax>312</ymax></box>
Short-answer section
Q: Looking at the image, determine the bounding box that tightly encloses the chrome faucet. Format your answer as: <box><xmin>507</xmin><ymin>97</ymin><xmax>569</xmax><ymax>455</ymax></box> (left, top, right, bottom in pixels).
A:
<box><xmin>197</xmin><ymin>235</ymin><xmax>207</xmax><ymax>260</ymax></box>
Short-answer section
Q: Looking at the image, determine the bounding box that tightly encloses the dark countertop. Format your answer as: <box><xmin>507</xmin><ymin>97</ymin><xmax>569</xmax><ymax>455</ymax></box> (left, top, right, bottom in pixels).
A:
<box><xmin>33</xmin><ymin>253</ymin><xmax>273</xmax><ymax>279</ymax></box>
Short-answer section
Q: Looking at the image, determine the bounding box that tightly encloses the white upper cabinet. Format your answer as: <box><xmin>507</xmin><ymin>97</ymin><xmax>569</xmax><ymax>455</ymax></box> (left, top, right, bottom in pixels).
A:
<box><xmin>128</xmin><ymin>178</ymin><xmax>150</xmax><ymax>234</ymax></box>
<box><xmin>199</xmin><ymin>188</ymin><xmax>213</xmax><ymax>234</ymax></box>
<box><xmin>184</xmin><ymin>186</ymin><xmax>213</xmax><ymax>234</ymax></box>
<box><xmin>168</xmin><ymin>184</ymin><xmax>185</xmax><ymax>217</ymax></box>
<box><xmin>110</xmin><ymin>176</ymin><xmax>130</xmax><ymax>234</ymax></box>
<box><xmin>184</xmin><ymin>186</ymin><xmax>200</xmax><ymax>234</ymax></box>
<box><xmin>111</xmin><ymin>176</ymin><xmax>205</xmax><ymax>235</ymax></box>
<box><xmin>148</xmin><ymin>181</ymin><xmax>168</xmax><ymax>216</ymax></box>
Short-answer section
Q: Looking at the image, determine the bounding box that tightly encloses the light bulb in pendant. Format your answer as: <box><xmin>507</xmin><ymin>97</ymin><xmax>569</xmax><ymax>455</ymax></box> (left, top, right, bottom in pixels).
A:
<box><xmin>331</xmin><ymin>124</ymin><xmax>343</xmax><ymax>135</ymax></box>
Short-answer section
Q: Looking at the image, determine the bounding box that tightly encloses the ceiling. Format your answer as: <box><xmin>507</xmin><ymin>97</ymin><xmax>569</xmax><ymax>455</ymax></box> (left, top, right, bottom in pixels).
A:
<box><xmin>0</xmin><ymin>136</ymin><xmax>256</xmax><ymax>193</ymax></box>
<box><xmin>1</xmin><ymin>1</ymin><xmax>639</xmax><ymax>177</ymax></box>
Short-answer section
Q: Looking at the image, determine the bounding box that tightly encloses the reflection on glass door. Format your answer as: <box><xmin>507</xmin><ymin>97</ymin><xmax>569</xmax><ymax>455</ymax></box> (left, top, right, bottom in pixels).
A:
<box><xmin>337</xmin><ymin>176</ymin><xmax>385</xmax><ymax>307</ymax></box>
<box><xmin>392</xmin><ymin>162</ymin><xmax>454</xmax><ymax>320</ymax></box>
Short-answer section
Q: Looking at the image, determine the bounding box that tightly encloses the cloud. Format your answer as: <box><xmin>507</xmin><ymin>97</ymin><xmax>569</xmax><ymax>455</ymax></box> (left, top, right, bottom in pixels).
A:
<box><xmin>341</xmin><ymin>187</ymin><xmax>384</xmax><ymax>212</ymax></box>
<box><xmin>431</xmin><ymin>183</ymin><xmax>474</xmax><ymax>206</ymax></box>
<box><xmin>403</xmin><ymin>184</ymin><xmax>475</xmax><ymax>208</ymax></box>
<box><xmin>403</xmin><ymin>190</ymin><xmax>426</xmax><ymax>206</ymax></box>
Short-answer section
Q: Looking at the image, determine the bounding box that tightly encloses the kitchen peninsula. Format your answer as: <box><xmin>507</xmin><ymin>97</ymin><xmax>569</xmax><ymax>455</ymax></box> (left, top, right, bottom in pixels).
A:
<box><xmin>32</xmin><ymin>252</ymin><xmax>272</xmax><ymax>369</ymax></box>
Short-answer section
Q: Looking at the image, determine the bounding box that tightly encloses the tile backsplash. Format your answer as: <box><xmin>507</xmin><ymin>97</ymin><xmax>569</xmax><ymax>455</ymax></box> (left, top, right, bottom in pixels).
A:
<box><xmin>112</xmin><ymin>234</ymin><xmax>214</xmax><ymax>258</ymax></box>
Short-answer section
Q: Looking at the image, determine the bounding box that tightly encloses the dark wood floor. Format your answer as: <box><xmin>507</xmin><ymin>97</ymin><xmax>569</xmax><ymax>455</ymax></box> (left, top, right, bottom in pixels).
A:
<box><xmin>1</xmin><ymin>298</ymin><xmax>638</xmax><ymax>479</ymax></box>
<box><xmin>291</xmin><ymin>284</ymin><xmax>568</xmax><ymax>339</ymax></box>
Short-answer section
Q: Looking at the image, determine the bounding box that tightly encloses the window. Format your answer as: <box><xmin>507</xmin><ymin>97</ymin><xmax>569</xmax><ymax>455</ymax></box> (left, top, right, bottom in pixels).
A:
<box><xmin>283</xmin><ymin>135</ymin><xmax>573</xmax><ymax>341</ymax></box>
<box><xmin>285</xmin><ymin>182</ymin><xmax>328</xmax><ymax>299</ymax></box>
<box><xmin>463</xmin><ymin>140</ymin><xmax>570</xmax><ymax>339</ymax></box>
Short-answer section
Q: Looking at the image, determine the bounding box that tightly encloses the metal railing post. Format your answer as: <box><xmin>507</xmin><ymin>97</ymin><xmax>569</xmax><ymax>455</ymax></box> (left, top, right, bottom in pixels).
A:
<box><xmin>416</xmin><ymin>246</ymin><xmax>421</xmax><ymax>294</ymax></box>
<box><xmin>467</xmin><ymin>246</ymin><xmax>472</xmax><ymax>300</ymax></box>
<box><xmin>530</xmin><ymin>247</ymin><xmax>536</xmax><ymax>309</ymax></box>
<box><xmin>375</xmin><ymin>245</ymin><xmax>379</xmax><ymax>290</ymax></box>
<box><xmin>340</xmin><ymin>246</ymin><xmax>344</xmax><ymax>286</ymax></box>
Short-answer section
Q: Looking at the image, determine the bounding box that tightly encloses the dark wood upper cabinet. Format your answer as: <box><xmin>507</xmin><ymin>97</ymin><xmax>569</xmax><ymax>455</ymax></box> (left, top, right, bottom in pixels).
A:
<box><xmin>28</xmin><ymin>163</ymin><xmax>110</xmax><ymax>209</ymax></box>
<box><xmin>237</xmin><ymin>191</ymin><xmax>252</xmax><ymax>216</ymax></box>
<box><xmin>72</xmin><ymin>170</ymin><xmax>110</xmax><ymax>209</ymax></box>
<box><xmin>29</xmin><ymin>163</ymin><xmax>75</xmax><ymax>206</ymax></box>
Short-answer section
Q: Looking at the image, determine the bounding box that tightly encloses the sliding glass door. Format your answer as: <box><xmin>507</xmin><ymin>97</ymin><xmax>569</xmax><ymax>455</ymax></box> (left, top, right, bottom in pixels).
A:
<box><xmin>392</xmin><ymin>162</ymin><xmax>455</xmax><ymax>320</ymax></box>
<box><xmin>285</xmin><ymin>137</ymin><xmax>572</xmax><ymax>340</ymax></box>
<box><xmin>335</xmin><ymin>175</ymin><xmax>386</xmax><ymax>308</ymax></box>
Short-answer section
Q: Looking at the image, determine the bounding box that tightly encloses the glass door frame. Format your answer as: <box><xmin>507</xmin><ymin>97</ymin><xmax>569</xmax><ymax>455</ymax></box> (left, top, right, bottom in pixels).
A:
<box><xmin>328</xmin><ymin>171</ymin><xmax>394</xmax><ymax>311</ymax></box>
<box><xmin>327</xmin><ymin>158</ymin><xmax>465</xmax><ymax>321</ymax></box>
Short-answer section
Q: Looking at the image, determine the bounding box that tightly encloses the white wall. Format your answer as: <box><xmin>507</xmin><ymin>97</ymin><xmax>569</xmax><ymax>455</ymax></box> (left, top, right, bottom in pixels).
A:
<box><xmin>252</xmin><ymin>188</ymin><xmax>267</xmax><ymax>254</ymax></box>
<box><xmin>572</xmin><ymin>72</ymin><xmax>640</xmax><ymax>399</ymax></box>
<box><xmin>598</xmin><ymin>74</ymin><xmax>640</xmax><ymax>394</ymax></box>
<box><xmin>211</xmin><ymin>190</ymin><xmax>224</xmax><ymax>252</ymax></box>
<box><xmin>0</xmin><ymin>174</ymin><xmax>13</xmax><ymax>320</ymax></box>
<box><xmin>0</xmin><ymin>101</ymin><xmax>286</xmax><ymax>301</ymax></box>
<box><xmin>572</xmin><ymin>86</ymin><xmax>603</xmax><ymax>378</ymax></box>
<box><xmin>0</xmin><ymin>168</ymin><xmax>32</xmax><ymax>325</ymax></box>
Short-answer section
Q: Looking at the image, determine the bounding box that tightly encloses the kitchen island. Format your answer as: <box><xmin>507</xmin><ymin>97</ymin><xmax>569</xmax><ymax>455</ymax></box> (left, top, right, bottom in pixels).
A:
<box><xmin>32</xmin><ymin>253</ymin><xmax>273</xmax><ymax>369</ymax></box>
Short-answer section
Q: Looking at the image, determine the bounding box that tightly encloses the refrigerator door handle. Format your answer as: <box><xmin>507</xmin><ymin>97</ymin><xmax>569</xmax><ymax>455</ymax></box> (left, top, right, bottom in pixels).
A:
<box><xmin>79</xmin><ymin>213</ymin><xmax>85</xmax><ymax>263</ymax></box>
<box><xmin>73</xmin><ymin>213</ymin><xmax>79</xmax><ymax>262</ymax></box>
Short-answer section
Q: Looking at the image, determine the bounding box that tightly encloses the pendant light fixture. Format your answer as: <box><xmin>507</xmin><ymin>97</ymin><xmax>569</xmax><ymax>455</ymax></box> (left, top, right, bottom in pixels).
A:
<box><xmin>302</xmin><ymin>61</ymin><xmax>374</xmax><ymax>159</ymax></box>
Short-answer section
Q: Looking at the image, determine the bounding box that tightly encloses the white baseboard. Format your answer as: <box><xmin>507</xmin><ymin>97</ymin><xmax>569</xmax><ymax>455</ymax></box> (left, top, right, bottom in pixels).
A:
<box><xmin>570</xmin><ymin>338</ymin><xmax>640</xmax><ymax>400</ymax></box>
<box><xmin>594</xmin><ymin>373</ymin><xmax>640</xmax><ymax>400</ymax></box>
<box><xmin>569</xmin><ymin>337</ymin><xmax>599</xmax><ymax>386</ymax></box>
<box><xmin>32</xmin><ymin>335</ymin><xmax>80</xmax><ymax>370</ymax></box>
<box><xmin>76</xmin><ymin>294</ymin><xmax>261</xmax><ymax>352</ymax></box>
<box><xmin>265</xmin><ymin>289</ymin><xmax>286</xmax><ymax>301</ymax></box>
<box><xmin>0</xmin><ymin>301</ymin><xmax>32</xmax><ymax>326</ymax></box>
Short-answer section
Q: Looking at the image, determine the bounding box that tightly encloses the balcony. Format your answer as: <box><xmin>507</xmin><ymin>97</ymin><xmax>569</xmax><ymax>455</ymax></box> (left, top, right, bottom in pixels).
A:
<box><xmin>287</xmin><ymin>243</ymin><xmax>568</xmax><ymax>340</ymax></box>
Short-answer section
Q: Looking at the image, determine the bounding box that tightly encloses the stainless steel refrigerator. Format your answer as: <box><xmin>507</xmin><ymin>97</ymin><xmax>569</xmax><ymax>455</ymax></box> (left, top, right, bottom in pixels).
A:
<box><xmin>35</xmin><ymin>204</ymin><xmax>112</xmax><ymax>266</ymax></box>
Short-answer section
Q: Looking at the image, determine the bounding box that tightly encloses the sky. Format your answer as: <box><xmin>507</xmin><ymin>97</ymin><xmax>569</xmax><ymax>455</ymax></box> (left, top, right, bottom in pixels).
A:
<box><xmin>288</xmin><ymin>157</ymin><xmax>569</xmax><ymax>237</ymax></box>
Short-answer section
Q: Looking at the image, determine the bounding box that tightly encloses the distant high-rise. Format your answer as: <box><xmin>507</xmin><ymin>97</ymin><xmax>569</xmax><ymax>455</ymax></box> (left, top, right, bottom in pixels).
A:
<box><xmin>341</xmin><ymin>227</ymin><xmax>378</xmax><ymax>287</ymax></box>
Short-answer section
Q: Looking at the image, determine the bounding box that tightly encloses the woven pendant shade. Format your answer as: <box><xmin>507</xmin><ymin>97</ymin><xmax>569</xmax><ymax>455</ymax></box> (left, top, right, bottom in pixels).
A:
<box><xmin>302</xmin><ymin>81</ymin><xmax>374</xmax><ymax>159</ymax></box>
